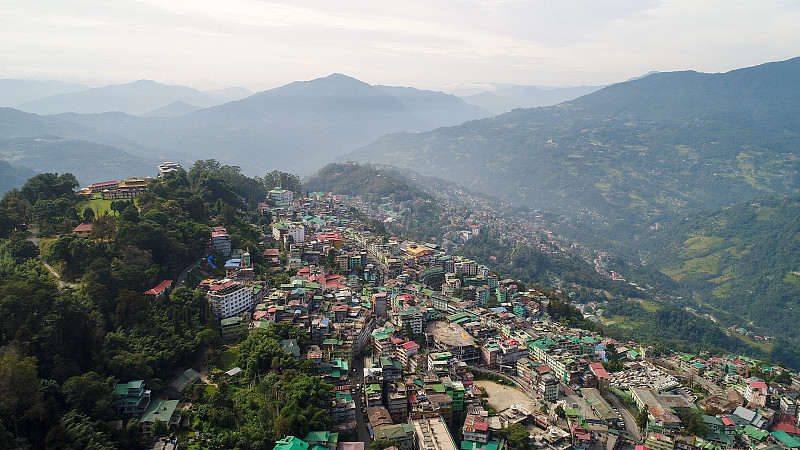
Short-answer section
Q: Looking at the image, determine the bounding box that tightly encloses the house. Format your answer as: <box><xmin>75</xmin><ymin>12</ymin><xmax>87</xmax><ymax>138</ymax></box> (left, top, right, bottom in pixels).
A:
<box><xmin>211</xmin><ymin>227</ymin><xmax>232</xmax><ymax>256</ymax></box>
<box><xmin>164</xmin><ymin>368</ymin><xmax>201</xmax><ymax>398</ymax></box>
<box><xmin>157</xmin><ymin>162</ymin><xmax>182</xmax><ymax>177</ymax></box>
<box><xmin>73</xmin><ymin>222</ymin><xmax>93</xmax><ymax>238</ymax></box>
<box><xmin>140</xmin><ymin>399</ymin><xmax>180</xmax><ymax>433</ymax></box>
<box><xmin>274</xmin><ymin>436</ymin><xmax>310</xmax><ymax>450</ymax></box>
<box><xmin>144</xmin><ymin>280</ymin><xmax>173</xmax><ymax>299</ymax></box>
<box><xmin>745</xmin><ymin>379</ymin><xmax>768</xmax><ymax>408</ymax></box>
<box><xmin>115</xmin><ymin>380</ymin><xmax>151</xmax><ymax>416</ymax></box>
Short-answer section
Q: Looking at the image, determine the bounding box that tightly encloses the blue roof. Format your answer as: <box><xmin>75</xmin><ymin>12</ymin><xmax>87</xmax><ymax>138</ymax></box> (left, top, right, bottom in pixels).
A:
<box><xmin>490</xmin><ymin>307</ymin><xmax>507</xmax><ymax>313</ymax></box>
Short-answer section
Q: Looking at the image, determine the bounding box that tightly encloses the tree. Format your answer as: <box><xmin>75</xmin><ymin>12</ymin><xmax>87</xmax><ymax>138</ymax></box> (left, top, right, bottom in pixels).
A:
<box><xmin>0</xmin><ymin>347</ymin><xmax>42</xmax><ymax>439</ymax></box>
<box><xmin>369</xmin><ymin>438</ymin><xmax>403</xmax><ymax>450</ymax></box>
<box><xmin>61</xmin><ymin>372</ymin><xmax>116</xmax><ymax>419</ymax></box>
<box><xmin>150</xmin><ymin>419</ymin><xmax>168</xmax><ymax>437</ymax></box>
<box><xmin>83</xmin><ymin>207</ymin><xmax>95</xmax><ymax>223</ymax></box>
<box><xmin>636</xmin><ymin>408</ymin><xmax>649</xmax><ymax>431</ymax></box>
<box><xmin>497</xmin><ymin>423</ymin><xmax>529</xmax><ymax>450</ymax></box>
<box><xmin>555</xmin><ymin>404</ymin><xmax>566</xmax><ymax>418</ymax></box>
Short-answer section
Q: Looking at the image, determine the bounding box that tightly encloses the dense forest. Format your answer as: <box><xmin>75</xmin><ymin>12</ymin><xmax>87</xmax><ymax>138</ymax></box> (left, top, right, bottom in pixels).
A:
<box><xmin>0</xmin><ymin>161</ymin><xmax>305</xmax><ymax>448</ymax></box>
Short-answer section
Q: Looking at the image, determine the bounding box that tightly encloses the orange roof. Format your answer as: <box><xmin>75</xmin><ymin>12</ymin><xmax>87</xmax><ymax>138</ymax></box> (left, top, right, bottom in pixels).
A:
<box><xmin>144</xmin><ymin>280</ymin><xmax>173</xmax><ymax>296</ymax></box>
<box><xmin>74</xmin><ymin>223</ymin><xmax>93</xmax><ymax>233</ymax></box>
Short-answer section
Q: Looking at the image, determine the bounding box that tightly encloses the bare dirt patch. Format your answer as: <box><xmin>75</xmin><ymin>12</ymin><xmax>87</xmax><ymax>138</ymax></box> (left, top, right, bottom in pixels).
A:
<box><xmin>475</xmin><ymin>380</ymin><xmax>538</xmax><ymax>412</ymax></box>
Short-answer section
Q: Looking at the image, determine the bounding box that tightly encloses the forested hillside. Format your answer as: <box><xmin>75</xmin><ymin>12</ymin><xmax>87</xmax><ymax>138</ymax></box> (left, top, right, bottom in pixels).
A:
<box><xmin>0</xmin><ymin>162</ymin><xmax>305</xmax><ymax>448</ymax></box>
<box><xmin>348</xmin><ymin>57</ymin><xmax>800</xmax><ymax>242</ymax></box>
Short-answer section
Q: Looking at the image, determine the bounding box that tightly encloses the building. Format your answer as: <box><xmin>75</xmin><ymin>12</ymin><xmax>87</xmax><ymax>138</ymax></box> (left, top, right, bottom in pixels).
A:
<box><xmin>462</xmin><ymin>414</ymin><xmax>490</xmax><ymax>444</ymax></box>
<box><xmin>745</xmin><ymin>380</ymin><xmax>768</xmax><ymax>408</ymax></box>
<box><xmin>410</xmin><ymin>416</ymin><xmax>458</xmax><ymax>450</ymax></box>
<box><xmin>372</xmin><ymin>292</ymin><xmax>388</xmax><ymax>319</ymax></box>
<box><xmin>86</xmin><ymin>180</ymin><xmax>119</xmax><ymax>193</ymax></box>
<box><xmin>140</xmin><ymin>399</ymin><xmax>180</xmax><ymax>433</ymax></box>
<box><xmin>115</xmin><ymin>380</ymin><xmax>151</xmax><ymax>416</ymax></box>
<box><xmin>211</xmin><ymin>226</ymin><xmax>232</xmax><ymax>256</ymax></box>
<box><xmin>73</xmin><ymin>222</ymin><xmax>93</xmax><ymax>238</ymax></box>
<box><xmin>274</xmin><ymin>436</ymin><xmax>310</xmax><ymax>450</ymax></box>
<box><xmin>207</xmin><ymin>279</ymin><xmax>254</xmax><ymax>319</ymax></box>
<box><xmin>102</xmin><ymin>177</ymin><xmax>148</xmax><ymax>199</ymax></box>
<box><xmin>540</xmin><ymin>375</ymin><xmax>559</xmax><ymax>403</ymax></box>
<box><xmin>270</xmin><ymin>188</ymin><xmax>294</xmax><ymax>204</ymax></box>
<box><xmin>144</xmin><ymin>280</ymin><xmax>173</xmax><ymax>299</ymax></box>
<box><xmin>221</xmin><ymin>316</ymin><xmax>245</xmax><ymax>341</ymax></box>
<box><xmin>157</xmin><ymin>162</ymin><xmax>182</xmax><ymax>177</ymax></box>
<box><xmin>374</xmin><ymin>424</ymin><xmax>415</xmax><ymax>450</ymax></box>
<box><xmin>288</xmin><ymin>223</ymin><xmax>306</xmax><ymax>244</ymax></box>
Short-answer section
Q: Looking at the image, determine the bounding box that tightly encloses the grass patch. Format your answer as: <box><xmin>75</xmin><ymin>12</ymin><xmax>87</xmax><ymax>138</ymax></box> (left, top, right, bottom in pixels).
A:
<box><xmin>756</xmin><ymin>206</ymin><xmax>777</xmax><ymax>221</ymax></box>
<box><xmin>783</xmin><ymin>272</ymin><xmax>800</xmax><ymax>287</ymax></box>
<box><xmin>609</xmin><ymin>315</ymin><xmax>643</xmax><ymax>330</ymax></box>
<box><xmin>638</xmin><ymin>300</ymin><xmax>660</xmax><ymax>312</ymax></box>
<box><xmin>82</xmin><ymin>197</ymin><xmax>138</xmax><ymax>216</ymax></box>
<box><xmin>712</xmin><ymin>282</ymin><xmax>732</xmax><ymax>298</ymax></box>
<box><xmin>204</xmin><ymin>385</ymin><xmax>217</xmax><ymax>396</ymax></box>
<box><xmin>664</xmin><ymin>254</ymin><xmax>721</xmax><ymax>281</ymax></box>
<box><xmin>681</xmin><ymin>235</ymin><xmax>724</xmax><ymax>256</ymax></box>
<box><xmin>218</xmin><ymin>348</ymin><xmax>240</xmax><ymax>371</ymax></box>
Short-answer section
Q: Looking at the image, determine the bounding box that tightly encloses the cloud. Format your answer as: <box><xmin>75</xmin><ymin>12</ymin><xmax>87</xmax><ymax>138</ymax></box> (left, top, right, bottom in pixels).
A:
<box><xmin>1</xmin><ymin>0</ymin><xmax>798</xmax><ymax>89</ymax></box>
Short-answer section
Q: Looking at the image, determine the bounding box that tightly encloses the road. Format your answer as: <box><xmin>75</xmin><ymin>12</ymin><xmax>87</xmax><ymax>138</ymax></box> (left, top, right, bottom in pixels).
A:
<box><xmin>467</xmin><ymin>365</ymin><xmax>540</xmax><ymax>402</ymax></box>
<box><xmin>603</xmin><ymin>392</ymin><xmax>641</xmax><ymax>442</ymax></box>
<box><xmin>351</xmin><ymin>354</ymin><xmax>372</xmax><ymax>443</ymax></box>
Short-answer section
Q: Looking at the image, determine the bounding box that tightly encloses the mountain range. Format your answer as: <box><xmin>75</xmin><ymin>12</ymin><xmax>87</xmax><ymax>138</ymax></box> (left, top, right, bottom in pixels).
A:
<box><xmin>460</xmin><ymin>84</ymin><xmax>603</xmax><ymax>114</ymax></box>
<box><xmin>0</xmin><ymin>74</ymin><xmax>493</xmax><ymax>179</ymax></box>
<box><xmin>348</xmin><ymin>57</ymin><xmax>800</xmax><ymax>242</ymax></box>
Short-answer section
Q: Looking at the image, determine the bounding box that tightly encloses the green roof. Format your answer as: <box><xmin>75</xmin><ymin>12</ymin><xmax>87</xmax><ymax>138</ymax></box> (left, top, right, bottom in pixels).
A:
<box><xmin>141</xmin><ymin>399</ymin><xmax>179</xmax><ymax>424</ymax></box>
<box><xmin>304</xmin><ymin>431</ymin><xmax>331</xmax><ymax>443</ymax></box>
<box><xmin>743</xmin><ymin>425</ymin><xmax>769</xmax><ymax>440</ymax></box>
<box><xmin>166</xmin><ymin>368</ymin><xmax>200</xmax><ymax>393</ymax></box>
<box><xmin>772</xmin><ymin>431</ymin><xmax>800</xmax><ymax>448</ymax></box>
<box><xmin>115</xmin><ymin>380</ymin><xmax>144</xmax><ymax>396</ymax></box>
<box><xmin>275</xmin><ymin>436</ymin><xmax>310</xmax><ymax>450</ymax></box>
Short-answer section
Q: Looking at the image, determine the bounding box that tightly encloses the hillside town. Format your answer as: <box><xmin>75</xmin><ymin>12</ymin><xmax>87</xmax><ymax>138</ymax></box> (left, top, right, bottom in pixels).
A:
<box><xmin>81</xmin><ymin>169</ymin><xmax>800</xmax><ymax>450</ymax></box>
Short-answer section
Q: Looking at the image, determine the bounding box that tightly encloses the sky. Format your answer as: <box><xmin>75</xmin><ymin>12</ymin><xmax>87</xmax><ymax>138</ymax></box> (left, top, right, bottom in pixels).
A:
<box><xmin>2</xmin><ymin>0</ymin><xmax>799</xmax><ymax>94</ymax></box>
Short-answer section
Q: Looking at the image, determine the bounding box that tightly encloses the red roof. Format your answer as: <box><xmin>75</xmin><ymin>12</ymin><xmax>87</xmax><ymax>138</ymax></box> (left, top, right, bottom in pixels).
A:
<box><xmin>590</xmin><ymin>362</ymin><xmax>611</xmax><ymax>380</ymax></box>
<box><xmin>74</xmin><ymin>223</ymin><xmax>93</xmax><ymax>233</ymax></box>
<box><xmin>473</xmin><ymin>422</ymin><xmax>489</xmax><ymax>432</ymax></box>
<box><xmin>144</xmin><ymin>280</ymin><xmax>173</xmax><ymax>296</ymax></box>
<box><xmin>773</xmin><ymin>422</ymin><xmax>800</xmax><ymax>435</ymax></box>
<box><xmin>87</xmin><ymin>180</ymin><xmax>118</xmax><ymax>188</ymax></box>
<box><xmin>253</xmin><ymin>311</ymin><xmax>268</xmax><ymax>320</ymax></box>
<box><xmin>721</xmin><ymin>417</ymin><xmax>735</xmax><ymax>426</ymax></box>
<box><xmin>535</xmin><ymin>364</ymin><xmax>551</xmax><ymax>374</ymax></box>
<box><xmin>747</xmin><ymin>380</ymin><xmax>768</xmax><ymax>389</ymax></box>
<box><xmin>263</xmin><ymin>248</ymin><xmax>280</xmax><ymax>256</ymax></box>
<box><xmin>326</xmin><ymin>281</ymin><xmax>347</xmax><ymax>291</ymax></box>
<box><xmin>399</xmin><ymin>341</ymin><xmax>419</xmax><ymax>350</ymax></box>
<box><xmin>209</xmin><ymin>281</ymin><xmax>235</xmax><ymax>290</ymax></box>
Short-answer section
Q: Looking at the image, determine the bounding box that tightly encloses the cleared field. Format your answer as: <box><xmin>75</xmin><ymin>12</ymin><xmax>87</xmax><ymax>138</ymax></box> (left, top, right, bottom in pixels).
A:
<box><xmin>475</xmin><ymin>380</ymin><xmax>537</xmax><ymax>413</ymax></box>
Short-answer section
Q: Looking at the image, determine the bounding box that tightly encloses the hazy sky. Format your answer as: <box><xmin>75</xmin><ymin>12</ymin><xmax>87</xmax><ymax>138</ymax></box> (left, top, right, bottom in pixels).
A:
<box><xmin>2</xmin><ymin>0</ymin><xmax>799</xmax><ymax>94</ymax></box>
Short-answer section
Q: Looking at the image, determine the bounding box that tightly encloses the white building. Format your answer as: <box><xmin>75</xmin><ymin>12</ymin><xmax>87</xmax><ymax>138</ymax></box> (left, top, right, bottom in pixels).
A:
<box><xmin>207</xmin><ymin>279</ymin><xmax>254</xmax><ymax>319</ymax></box>
<box><xmin>288</xmin><ymin>223</ymin><xmax>305</xmax><ymax>244</ymax></box>
<box><xmin>269</xmin><ymin>188</ymin><xmax>294</xmax><ymax>204</ymax></box>
<box><xmin>211</xmin><ymin>227</ymin><xmax>232</xmax><ymax>256</ymax></box>
<box><xmin>157</xmin><ymin>161</ymin><xmax>182</xmax><ymax>177</ymax></box>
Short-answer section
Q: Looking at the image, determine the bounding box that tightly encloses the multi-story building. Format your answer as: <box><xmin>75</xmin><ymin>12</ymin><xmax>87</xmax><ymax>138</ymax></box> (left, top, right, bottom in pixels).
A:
<box><xmin>539</xmin><ymin>375</ymin><xmax>559</xmax><ymax>403</ymax></box>
<box><xmin>373</xmin><ymin>424</ymin><xmax>415</xmax><ymax>450</ymax></box>
<box><xmin>745</xmin><ymin>379</ymin><xmax>768</xmax><ymax>408</ymax></box>
<box><xmin>269</xmin><ymin>188</ymin><xmax>294</xmax><ymax>204</ymax></box>
<box><xmin>288</xmin><ymin>223</ymin><xmax>305</xmax><ymax>244</ymax></box>
<box><xmin>115</xmin><ymin>380</ymin><xmax>151</xmax><ymax>416</ymax></box>
<box><xmin>410</xmin><ymin>416</ymin><xmax>458</xmax><ymax>450</ymax></box>
<box><xmin>157</xmin><ymin>161</ymin><xmax>182</xmax><ymax>177</ymax></box>
<box><xmin>211</xmin><ymin>226</ymin><xmax>232</xmax><ymax>256</ymax></box>
<box><xmin>207</xmin><ymin>280</ymin><xmax>254</xmax><ymax>319</ymax></box>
